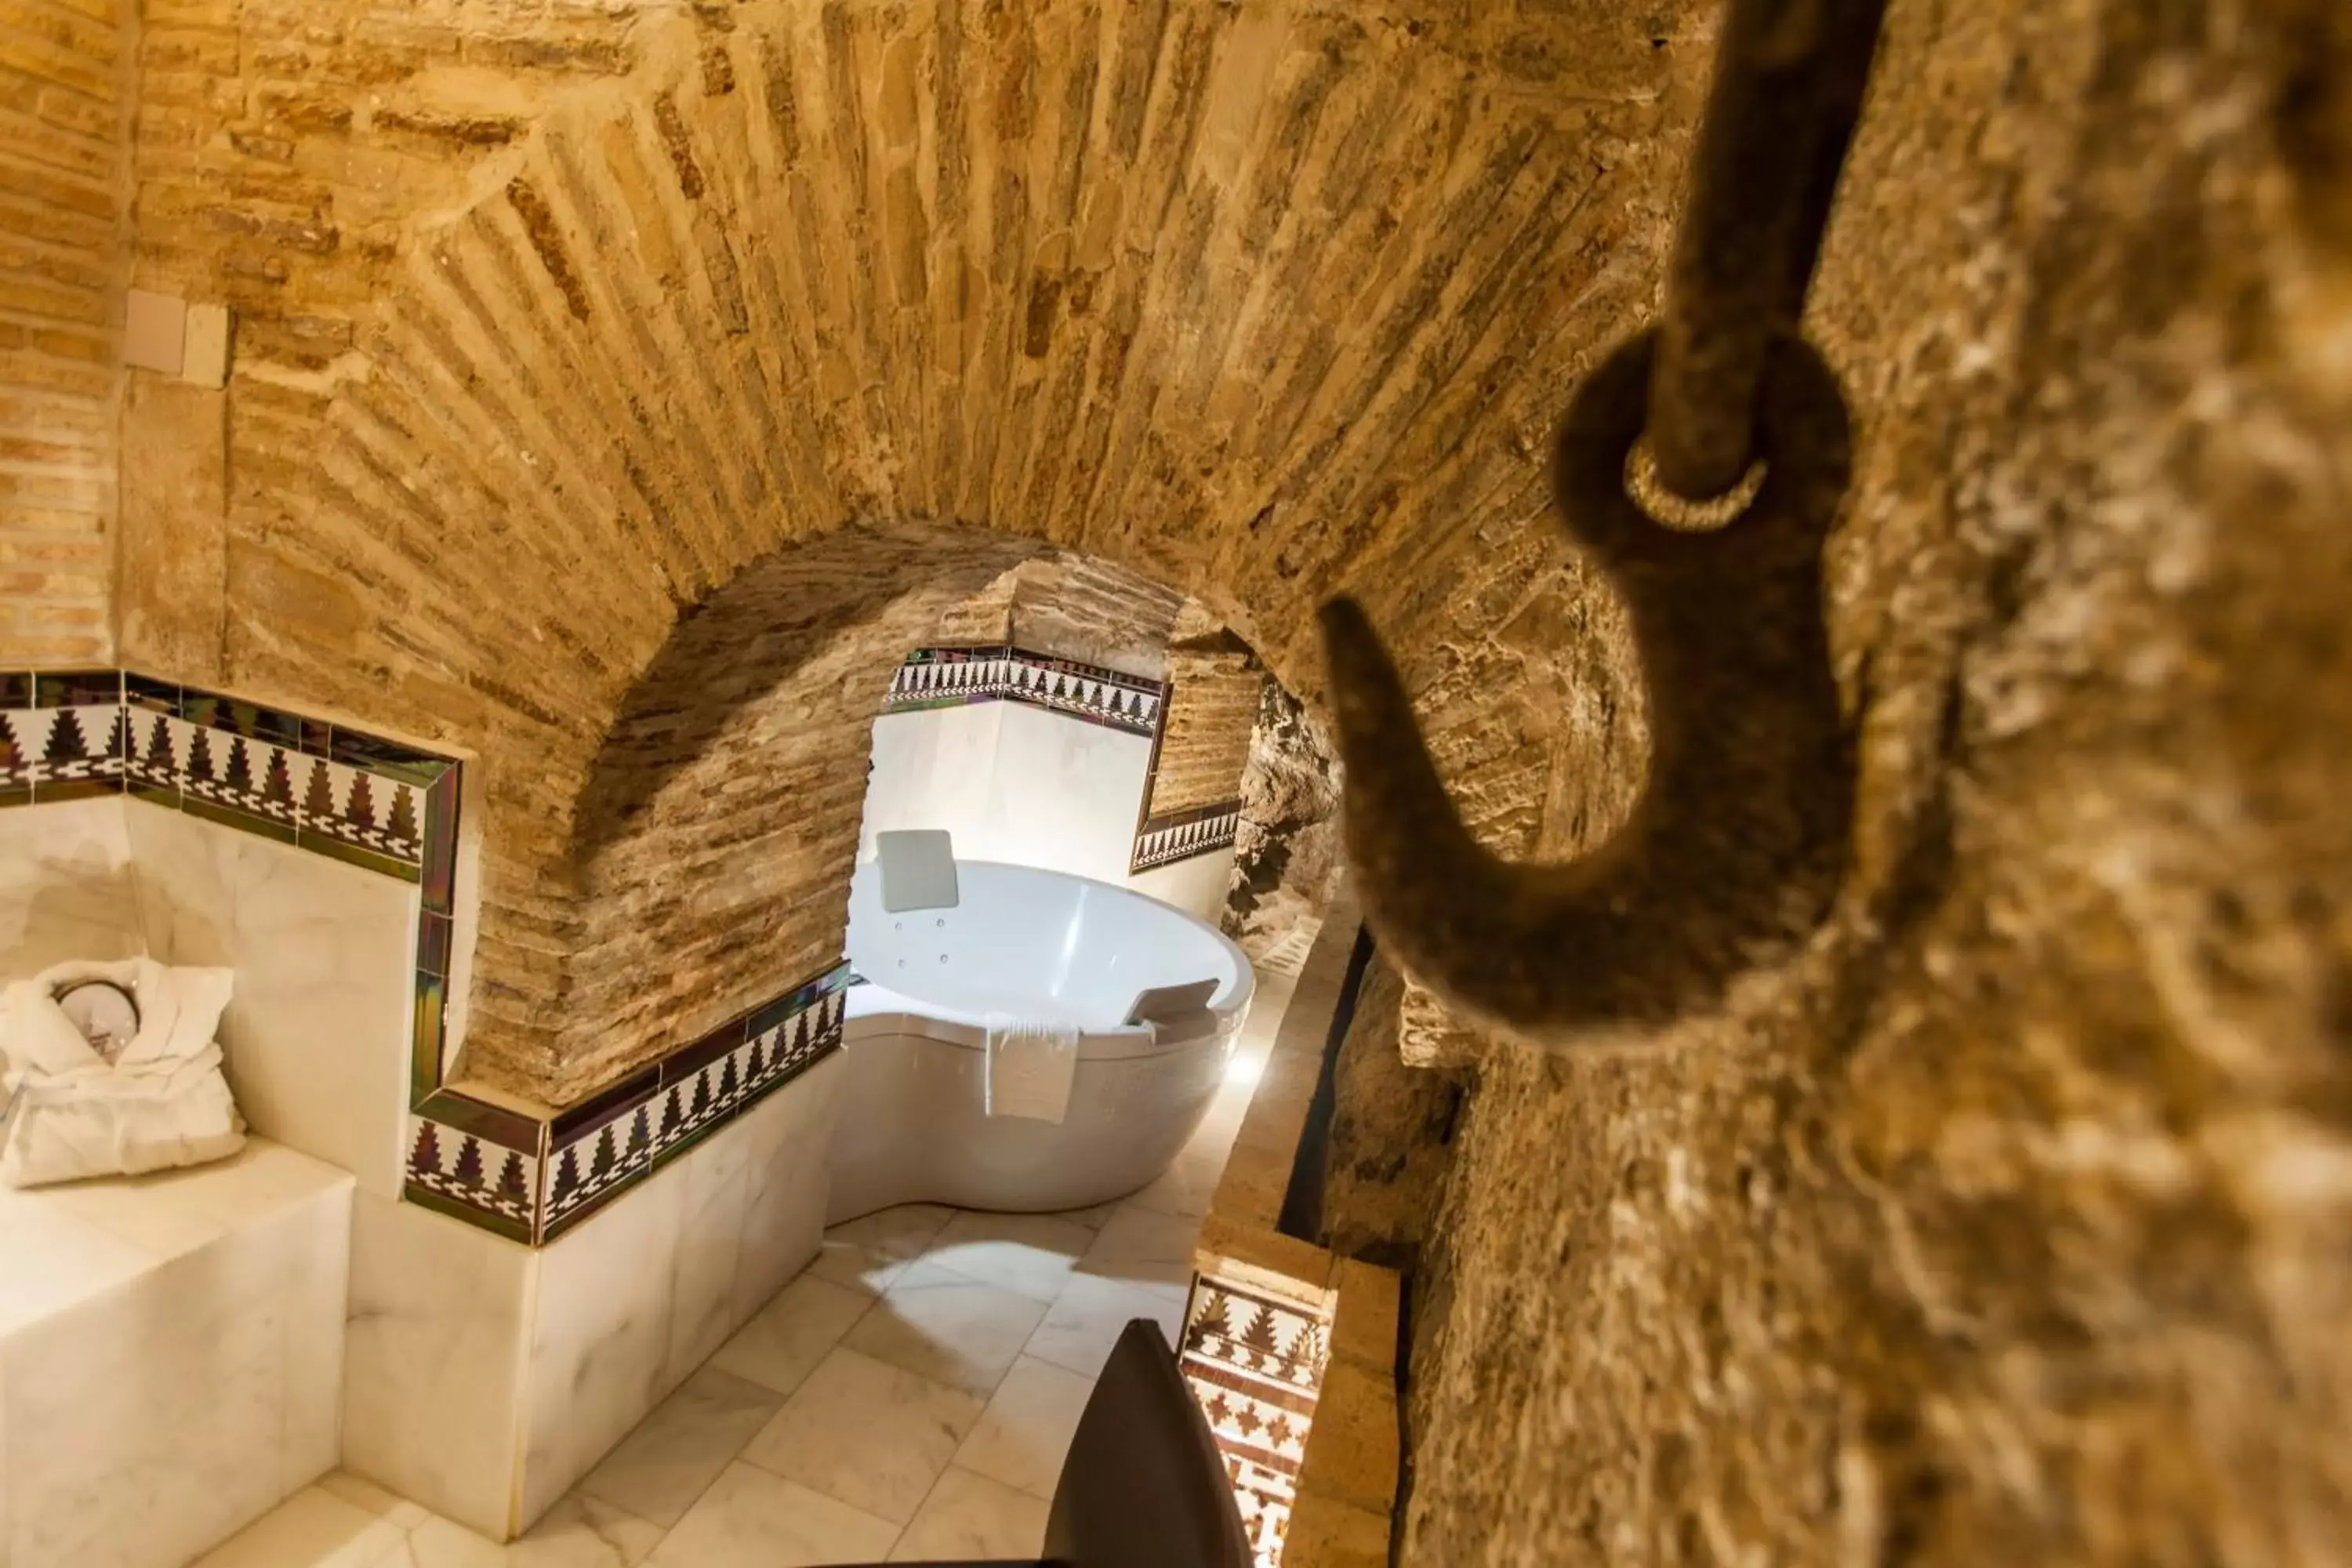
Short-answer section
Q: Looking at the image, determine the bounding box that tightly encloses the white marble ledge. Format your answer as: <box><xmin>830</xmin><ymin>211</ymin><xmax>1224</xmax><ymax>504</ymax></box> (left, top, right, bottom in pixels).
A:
<box><xmin>1</xmin><ymin>1135</ymin><xmax>354</xmax><ymax>1568</ymax></box>
<box><xmin>0</xmin><ymin>1139</ymin><xmax>354</xmax><ymax>1338</ymax></box>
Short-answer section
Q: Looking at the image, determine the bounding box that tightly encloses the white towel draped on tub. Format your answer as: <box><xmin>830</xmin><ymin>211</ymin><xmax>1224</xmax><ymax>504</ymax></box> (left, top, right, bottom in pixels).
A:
<box><xmin>981</xmin><ymin>1013</ymin><xmax>1081</xmax><ymax>1124</ymax></box>
<box><xmin>0</xmin><ymin>958</ymin><xmax>244</xmax><ymax>1188</ymax></box>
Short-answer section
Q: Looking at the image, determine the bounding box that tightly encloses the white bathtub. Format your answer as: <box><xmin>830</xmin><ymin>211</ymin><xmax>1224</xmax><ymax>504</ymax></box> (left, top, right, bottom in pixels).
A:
<box><xmin>827</xmin><ymin>859</ymin><xmax>1255</xmax><ymax>1221</ymax></box>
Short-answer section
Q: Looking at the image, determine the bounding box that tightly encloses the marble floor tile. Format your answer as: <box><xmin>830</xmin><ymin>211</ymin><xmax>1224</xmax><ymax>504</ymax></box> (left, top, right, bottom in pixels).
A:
<box><xmin>188</xmin><ymin>1486</ymin><xmax>405</xmax><ymax>1568</ymax></box>
<box><xmin>808</xmin><ymin>1203</ymin><xmax>953</xmax><ymax>1295</ymax></box>
<box><xmin>649</xmin><ymin>1462</ymin><xmax>898</xmax><ymax>1567</ymax></box>
<box><xmin>1078</xmin><ymin>1203</ymin><xmax>1201</xmax><ymax>1291</ymax></box>
<box><xmin>741</xmin><ymin>1346</ymin><xmax>985</xmax><ymax>1525</ymax></box>
<box><xmin>318</xmin><ymin>1469</ymin><xmax>431</xmax><ymax>1530</ymax></box>
<box><xmin>888</xmin><ymin>1466</ymin><xmax>1051</xmax><ymax>1563</ymax></box>
<box><xmin>921</xmin><ymin>1210</ymin><xmax>1095</xmax><ymax>1304</ymax></box>
<box><xmin>575</xmin><ymin>1367</ymin><xmax>786</xmax><ymax>1527</ymax></box>
<box><xmin>706</xmin><ymin>1272</ymin><xmax>877</xmax><ymax>1396</ymax></box>
<box><xmin>1124</xmin><ymin>1147</ymin><xmax>1227</xmax><ymax>1221</ymax></box>
<box><xmin>1023</xmin><ymin>1272</ymin><xmax>1186</xmax><ymax>1379</ymax></box>
<box><xmin>392</xmin><ymin>1494</ymin><xmax>664</xmax><ymax>1566</ymax></box>
<box><xmin>1051</xmin><ymin>1201</ymin><xmax>1122</xmax><ymax>1230</ymax></box>
<box><xmin>842</xmin><ymin>1259</ymin><xmax>1051</xmax><ymax>1396</ymax></box>
<box><xmin>954</xmin><ymin>1355</ymin><xmax>1096</xmax><ymax>1501</ymax></box>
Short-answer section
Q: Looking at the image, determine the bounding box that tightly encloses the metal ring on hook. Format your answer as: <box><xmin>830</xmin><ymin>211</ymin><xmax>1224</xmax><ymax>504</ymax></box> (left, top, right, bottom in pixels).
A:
<box><xmin>1318</xmin><ymin>328</ymin><xmax>1856</xmax><ymax>1045</ymax></box>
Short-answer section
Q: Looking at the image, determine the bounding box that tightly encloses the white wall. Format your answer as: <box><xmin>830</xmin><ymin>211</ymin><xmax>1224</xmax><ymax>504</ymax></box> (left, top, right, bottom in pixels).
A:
<box><xmin>1</xmin><ymin>800</ymin><xmax>419</xmax><ymax>1199</ymax></box>
<box><xmin>1130</xmin><ymin>844</ymin><xmax>1238</xmax><ymax>924</ymax></box>
<box><xmin>982</xmin><ymin>702</ymin><xmax>1156</xmax><ymax>881</ymax></box>
<box><xmin>858</xmin><ymin>702</ymin><xmax>1240</xmax><ymax>920</ymax></box>
<box><xmin>124</xmin><ymin>800</ymin><xmax>420</xmax><ymax>1200</ymax></box>
<box><xmin>858</xmin><ymin>701</ymin><xmax>1008</xmax><ymax>868</ymax></box>
<box><xmin>0</xmin><ymin>798</ymin><xmax>140</xmax><ymax>981</ymax></box>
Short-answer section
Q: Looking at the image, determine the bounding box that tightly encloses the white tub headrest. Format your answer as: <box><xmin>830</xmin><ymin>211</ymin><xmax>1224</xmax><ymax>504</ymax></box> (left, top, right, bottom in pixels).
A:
<box><xmin>1123</xmin><ymin>978</ymin><xmax>1219</xmax><ymax>1026</ymax></box>
<box><xmin>876</xmin><ymin>829</ymin><xmax>960</xmax><ymax>912</ymax></box>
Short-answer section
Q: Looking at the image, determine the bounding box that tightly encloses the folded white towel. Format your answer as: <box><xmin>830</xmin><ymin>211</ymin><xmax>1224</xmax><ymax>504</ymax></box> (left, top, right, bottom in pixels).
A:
<box><xmin>981</xmin><ymin>1012</ymin><xmax>1081</xmax><ymax>1124</ymax></box>
<box><xmin>0</xmin><ymin>958</ymin><xmax>245</xmax><ymax>1187</ymax></box>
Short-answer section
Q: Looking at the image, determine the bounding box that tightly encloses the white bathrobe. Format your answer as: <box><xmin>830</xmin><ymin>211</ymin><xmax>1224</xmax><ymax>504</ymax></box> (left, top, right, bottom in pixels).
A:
<box><xmin>0</xmin><ymin>958</ymin><xmax>244</xmax><ymax>1187</ymax></box>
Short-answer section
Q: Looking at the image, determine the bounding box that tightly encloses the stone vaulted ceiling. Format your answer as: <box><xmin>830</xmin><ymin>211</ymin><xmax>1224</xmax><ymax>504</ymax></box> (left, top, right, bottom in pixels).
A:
<box><xmin>122</xmin><ymin>0</ymin><xmax>1691</xmax><ymax>1098</ymax></box>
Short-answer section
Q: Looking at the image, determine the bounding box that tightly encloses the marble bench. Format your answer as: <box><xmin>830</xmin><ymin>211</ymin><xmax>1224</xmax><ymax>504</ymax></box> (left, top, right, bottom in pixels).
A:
<box><xmin>0</xmin><ymin>1139</ymin><xmax>354</xmax><ymax>1568</ymax></box>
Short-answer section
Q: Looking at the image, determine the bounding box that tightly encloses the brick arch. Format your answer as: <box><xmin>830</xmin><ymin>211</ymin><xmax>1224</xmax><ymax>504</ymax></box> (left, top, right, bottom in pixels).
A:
<box><xmin>153</xmin><ymin>0</ymin><xmax>1682</xmax><ymax>1105</ymax></box>
<box><xmin>503</xmin><ymin>522</ymin><xmax>1054</xmax><ymax>1101</ymax></box>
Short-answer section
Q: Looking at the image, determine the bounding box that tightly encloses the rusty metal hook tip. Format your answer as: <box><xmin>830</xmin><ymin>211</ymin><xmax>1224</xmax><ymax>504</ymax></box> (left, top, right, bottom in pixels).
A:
<box><xmin>1319</xmin><ymin>331</ymin><xmax>1859</xmax><ymax>1047</ymax></box>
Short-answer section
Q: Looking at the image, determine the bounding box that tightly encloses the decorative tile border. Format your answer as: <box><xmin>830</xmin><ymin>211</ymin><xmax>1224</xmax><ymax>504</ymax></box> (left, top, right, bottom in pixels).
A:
<box><xmin>2</xmin><ymin>668</ymin><xmax>457</xmax><ymax>880</ymax></box>
<box><xmin>118</xmin><ymin>672</ymin><xmax>456</xmax><ymax>886</ymax></box>
<box><xmin>403</xmin><ymin>960</ymin><xmax>852</xmax><ymax>1246</ymax></box>
<box><xmin>1181</xmin><ymin>1274</ymin><xmax>1334</xmax><ymax>1568</ymax></box>
<box><xmin>402</xmin><ymin>1091</ymin><xmax>545</xmax><ymax>1245</ymax></box>
<box><xmin>2</xmin><ymin>669</ymin><xmax>126</xmax><ymax>806</ymax></box>
<box><xmin>1131</xmin><ymin>797</ymin><xmax>1244</xmax><ymax>873</ymax></box>
<box><xmin>881</xmin><ymin>644</ymin><xmax>1166</xmax><ymax>738</ymax></box>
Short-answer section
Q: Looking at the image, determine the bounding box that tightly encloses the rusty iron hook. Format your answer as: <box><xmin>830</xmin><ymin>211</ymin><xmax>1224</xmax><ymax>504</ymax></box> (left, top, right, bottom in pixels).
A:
<box><xmin>1653</xmin><ymin>0</ymin><xmax>1890</xmax><ymax>503</ymax></box>
<box><xmin>1317</xmin><ymin>0</ymin><xmax>1886</xmax><ymax>1044</ymax></box>
<box><xmin>1321</xmin><ymin>332</ymin><xmax>1854</xmax><ymax>1041</ymax></box>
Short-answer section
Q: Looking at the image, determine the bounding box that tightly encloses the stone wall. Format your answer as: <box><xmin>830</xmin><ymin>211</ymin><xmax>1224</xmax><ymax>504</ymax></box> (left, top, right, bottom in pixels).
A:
<box><xmin>1224</xmin><ymin>677</ymin><xmax>1343</xmax><ymax>971</ymax></box>
<box><xmin>107</xmin><ymin>0</ymin><xmax>1682</xmax><ymax>1107</ymax></box>
<box><xmin>1009</xmin><ymin>554</ymin><xmax>1186</xmax><ymax>681</ymax></box>
<box><xmin>1146</xmin><ymin>630</ymin><xmax>1261</xmax><ymax>818</ymax></box>
<box><xmin>2</xmin><ymin>0</ymin><xmax>126</xmax><ymax>665</ymax></box>
<box><xmin>925</xmin><ymin>553</ymin><xmax>1187</xmax><ymax>679</ymax></box>
<box><xmin>501</xmin><ymin>524</ymin><xmax>1037</xmax><ymax>1100</ymax></box>
<box><xmin>1321</xmin><ymin>952</ymin><xmax>1457</xmax><ymax>1267</ymax></box>
<box><xmin>1399</xmin><ymin>0</ymin><xmax>2352</xmax><ymax>1562</ymax></box>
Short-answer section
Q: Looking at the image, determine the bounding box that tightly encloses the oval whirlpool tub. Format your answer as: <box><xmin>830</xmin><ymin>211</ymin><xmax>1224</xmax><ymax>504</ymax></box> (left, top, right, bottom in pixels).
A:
<box><xmin>826</xmin><ymin>858</ymin><xmax>1256</xmax><ymax>1221</ymax></box>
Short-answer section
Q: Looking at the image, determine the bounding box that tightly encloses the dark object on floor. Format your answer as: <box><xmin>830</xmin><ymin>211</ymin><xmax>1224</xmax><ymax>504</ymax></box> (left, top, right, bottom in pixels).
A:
<box><xmin>865</xmin><ymin>1318</ymin><xmax>1252</xmax><ymax>1568</ymax></box>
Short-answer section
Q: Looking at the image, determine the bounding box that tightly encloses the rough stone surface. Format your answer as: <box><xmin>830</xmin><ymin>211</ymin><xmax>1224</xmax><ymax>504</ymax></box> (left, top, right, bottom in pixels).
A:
<box><xmin>929</xmin><ymin>552</ymin><xmax>1189</xmax><ymax>677</ymax></box>
<box><xmin>1</xmin><ymin>0</ymin><xmax>125</xmax><ymax>664</ymax></box>
<box><xmin>1148</xmin><ymin>629</ymin><xmax>1260</xmax><ymax>818</ymax></box>
<box><xmin>521</xmin><ymin>522</ymin><xmax>1037</xmax><ymax>1098</ymax></box>
<box><xmin>1007</xmin><ymin>553</ymin><xmax>1186</xmax><ymax>681</ymax></box>
<box><xmin>1320</xmin><ymin>952</ymin><xmax>1458</xmax><ymax>1265</ymax></box>
<box><xmin>1224</xmin><ymin>677</ymin><xmax>1344</xmax><ymax>972</ymax></box>
<box><xmin>1401</xmin><ymin>1</ymin><xmax>2352</xmax><ymax>1563</ymax></box>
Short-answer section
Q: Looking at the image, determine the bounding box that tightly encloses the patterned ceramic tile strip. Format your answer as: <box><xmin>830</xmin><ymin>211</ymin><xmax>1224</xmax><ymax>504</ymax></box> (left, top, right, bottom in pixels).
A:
<box><xmin>535</xmin><ymin>961</ymin><xmax>852</xmax><ymax>1243</ymax></box>
<box><xmin>0</xmin><ymin>669</ymin><xmax>123</xmax><ymax>807</ymax></box>
<box><xmin>1179</xmin><ymin>1274</ymin><xmax>1334</xmax><ymax>1568</ymax></box>
<box><xmin>402</xmin><ymin>964</ymin><xmax>852</xmax><ymax>1247</ymax></box>
<box><xmin>1130</xmin><ymin>797</ymin><xmax>1245</xmax><ymax>873</ymax></box>
<box><xmin>881</xmin><ymin>645</ymin><xmax>1165</xmax><ymax>739</ymax></box>
<box><xmin>402</xmin><ymin>1091</ymin><xmax>546</xmax><ymax>1246</ymax></box>
<box><xmin>5</xmin><ymin>670</ymin><xmax>456</xmax><ymax>883</ymax></box>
